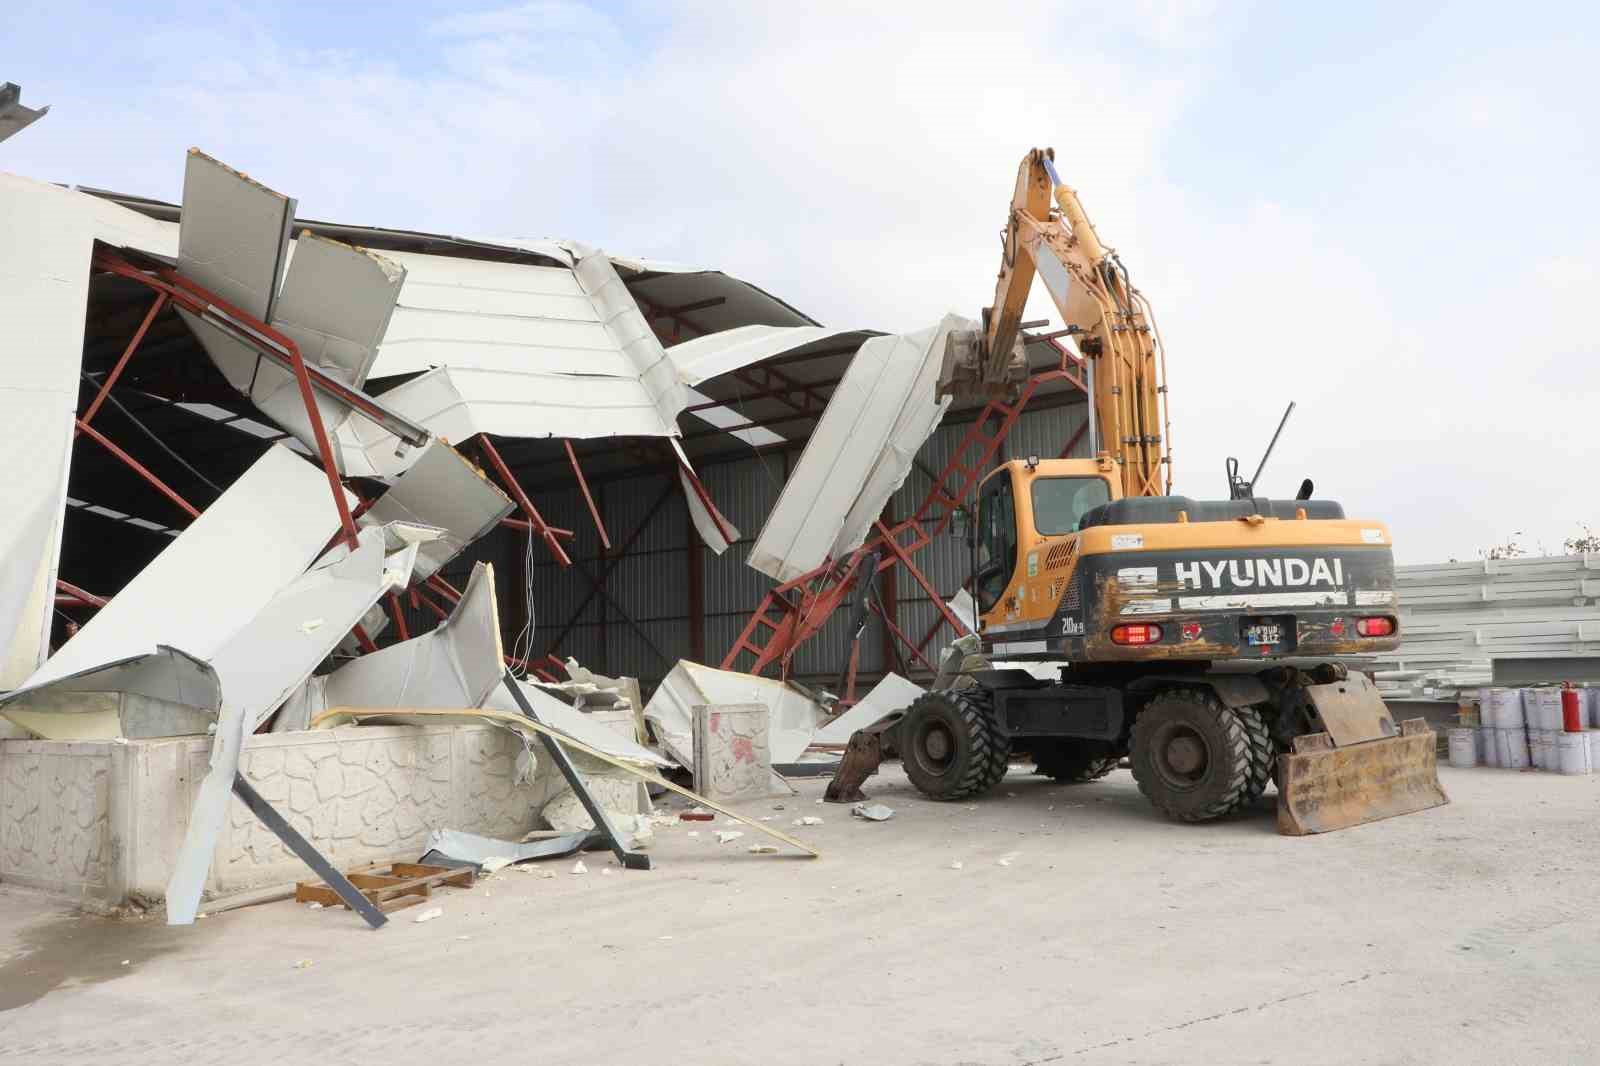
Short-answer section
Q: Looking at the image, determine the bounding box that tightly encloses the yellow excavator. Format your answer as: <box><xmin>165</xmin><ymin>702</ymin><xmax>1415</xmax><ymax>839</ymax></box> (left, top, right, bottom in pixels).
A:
<box><xmin>895</xmin><ymin>149</ymin><xmax>1446</xmax><ymax>834</ymax></box>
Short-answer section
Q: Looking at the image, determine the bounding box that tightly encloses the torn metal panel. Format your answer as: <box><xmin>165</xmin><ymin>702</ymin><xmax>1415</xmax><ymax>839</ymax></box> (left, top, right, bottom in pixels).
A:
<box><xmin>22</xmin><ymin>445</ymin><xmax>352</xmax><ymax>690</ymax></box>
<box><xmin>166</xmin><ymin>525</ymin><xmax>419</xmax><ymax>925</ymax></box>
<box><xmin>419</xmin><ymin>828</ymin><xmax>595</xmax><ymax>869</ymax></box>
<box><xmin>564</xmin><ymin>241</ymin><xmax>685</xmax><ymax>437</ymax></box>
<box><xmin>333</xmin><ymin>364</ymin><xmax>676</xmax><ymax>479</ymax></box>
<box><xmin>359</xmin><ymin>440</ymin><xmax>513</xmax><ymax>579</ymax></box>
<box><xmin>483</xmin><ymin>680</ymin><xmax>674</xmax><ymax>768</ymax></box>
<box><xmin>643</xmin><ymin>661</ymin><xmax>827</xmax><ymax>769</ymax></box>
<box><xmin>177</xmin><ymin>154</ymin><xmax>409</xmax><ymax>461</ymax></box>
<box><xmin>175</xmin><ymin>151</ymin><xmax>296</xmax><ymax>406</ymax></box>
<box><xmin>314</xmin><ymin>562</ymin><xmax>505</xmax><ymax>715</ymax></box>
<box><xmin>749</xmin><ymin>315</ymin><xmax>965</xmax><ymax>583</ymax></box>
<box><xmin>669</xmin><ymin>440</ymin><xmax>739</xmax><ymax>554</ymax></box>
<box><xmin>177</xmin><ymin>150</ymin><xmax>295</xmax><ymax>321</ymax></box>
<box><xmin>0</xmin><ymin>647</ymin><xmax>220</xmax><ymax>741</ymax></box>
<box><xmin>0</xmin><ymin>82</ymin><xmax>48</xmax><ymax>143</ymax></box>
<box><xmin>666</xmin><ymin>324</ymin><xmax>877</xmax><ymax>386</ymax></box>
<box><xmin>0</xmin><ymin>175</ymin><xmax>175</xmax><ymax>690</ymax></box>
<box><xmin>813</xmin><ymin>673</ymin><xmax>924</xmax><ymax>747</ymax></box>
<box><xmin>251</xmin><ymin>232</ymin><xmax>407</xmax><ymax>447</ymax></box>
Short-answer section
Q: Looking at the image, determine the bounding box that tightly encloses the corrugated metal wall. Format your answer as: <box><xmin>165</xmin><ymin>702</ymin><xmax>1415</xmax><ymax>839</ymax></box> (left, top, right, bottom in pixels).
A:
<box><xmin>518</xmin><ymin>399</ymin><xmax>1089</xmax><ymax>692</ymax></box>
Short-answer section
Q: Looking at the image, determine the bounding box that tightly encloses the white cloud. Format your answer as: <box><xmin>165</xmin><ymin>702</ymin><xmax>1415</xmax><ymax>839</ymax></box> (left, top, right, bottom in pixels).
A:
<box><xmin>5</xmin><ymin>1</ymin><xmax>1595</xmax><ymax>563</ymax></box>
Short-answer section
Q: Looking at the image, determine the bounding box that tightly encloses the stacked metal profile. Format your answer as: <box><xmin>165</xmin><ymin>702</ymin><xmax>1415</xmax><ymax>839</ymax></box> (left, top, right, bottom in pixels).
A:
<box><xmin>1373</xmin><ymin>554</ymin><xmax>1600</xmax><ymax>700</ymax></box>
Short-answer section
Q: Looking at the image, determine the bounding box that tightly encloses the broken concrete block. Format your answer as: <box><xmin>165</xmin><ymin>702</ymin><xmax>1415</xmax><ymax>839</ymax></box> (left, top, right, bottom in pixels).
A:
<box><xmin>692</xmin><ymin>702</ymin><xmax>773</xmax><ymax>804</ymax></box>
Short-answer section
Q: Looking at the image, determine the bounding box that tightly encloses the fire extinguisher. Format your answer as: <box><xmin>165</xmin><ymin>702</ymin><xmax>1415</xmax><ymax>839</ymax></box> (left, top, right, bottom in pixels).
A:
<box><xmin>1562</xmin><ymin>683</ymin><xmax>1583</xmax><ymax>733</ymax></box>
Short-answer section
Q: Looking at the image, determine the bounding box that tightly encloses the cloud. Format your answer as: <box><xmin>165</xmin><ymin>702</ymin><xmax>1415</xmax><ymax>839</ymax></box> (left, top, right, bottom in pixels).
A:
<box><xmin>4</xmin><ymin>1</ymin><xmax>1595</xmax><ymax>563</ymax></box>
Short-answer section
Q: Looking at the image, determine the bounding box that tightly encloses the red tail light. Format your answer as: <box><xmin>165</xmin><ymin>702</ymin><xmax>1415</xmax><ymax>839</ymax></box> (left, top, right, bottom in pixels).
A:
<box><xmin>1356</xmin><ymin>616</ymin><xmax>1395</xmax><ymax>637</ymax></box>
<box><xmin>1111</xmin><ymin>623</ymin><xmax>1163</xmax><ymax>646</ymax></box>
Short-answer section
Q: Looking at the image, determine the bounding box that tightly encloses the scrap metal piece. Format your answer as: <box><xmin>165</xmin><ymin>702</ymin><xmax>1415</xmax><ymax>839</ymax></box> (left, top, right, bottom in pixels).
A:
<box><xmin>360</xmin><ymin>441</ymin><xmax>513</xmax><ymax>579</ymax></box>
<box><xmin>177</xmin><ymin>152</ymin><xmax>412</xmax><ymax>461</ymax></box>
<box><xmin>1277</xmin><ymin>718</ymin><xmax>1448</xmax><ymax>835</ymax></box>
<box><xmin>0</xmin><ymin>647</ymin><xmax>219</xmax><ymax>740</ymax></box>
<box><xmin>0</xmin><ymin>82</ymin><xmax>48</xmax><ymax>144</ymax></box>
<box><xmin>496</xmin><ymin>672</ymin><xmax>652</xmax><ymax>871</ymax></box>
<box><xmin>418</xmin><ymin>827</ymin><xmax>598</xmax><ymax>870</ymax></box>
<box><xmin>315</xmin><ymin>561</ymin><xmax>503</xmax><ymax>715</ymax></box>
<box><xmin>813</xmin><ymin>673</ymin><xmax>922</xmax><ymax>747</ymax></box>
<box><xmin>232</xmin><ymin>774</ymin><xmax>387</xmax><ymax>929</ymax></box>
<box><xmin>21</xmin><ymin>446</ymin><xmax>352</xmax><ymax>690</ymax></box>
<box><xmin>749</xmin><ymin>315</ymin><xmax>966</xmax><ymax>583</ymax></box>
<box><xmin>166</xmin><ymin>526</ymin><xmax>421</xmax><ymax>924</ymax></box>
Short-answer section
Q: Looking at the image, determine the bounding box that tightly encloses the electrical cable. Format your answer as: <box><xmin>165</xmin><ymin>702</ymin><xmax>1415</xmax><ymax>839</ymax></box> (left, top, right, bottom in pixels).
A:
<box><xmin>79</xmin><ymin>373</ymin><xmax>226</xmax><ymax>496</ymax></box>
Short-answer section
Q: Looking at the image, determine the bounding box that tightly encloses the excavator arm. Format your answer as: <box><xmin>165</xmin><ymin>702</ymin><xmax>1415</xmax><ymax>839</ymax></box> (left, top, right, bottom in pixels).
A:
<box><xmin>941</xmin><ymin>148</ymin><xmax>1172</xmax><ymax>498</ymax></box>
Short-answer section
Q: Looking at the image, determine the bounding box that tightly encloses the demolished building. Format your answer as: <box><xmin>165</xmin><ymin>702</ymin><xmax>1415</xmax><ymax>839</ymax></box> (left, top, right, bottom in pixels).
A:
<box><xmin>0</xmin><ymin>149</ymin><xmax>1092</xmax><ymax>914</ymax></box>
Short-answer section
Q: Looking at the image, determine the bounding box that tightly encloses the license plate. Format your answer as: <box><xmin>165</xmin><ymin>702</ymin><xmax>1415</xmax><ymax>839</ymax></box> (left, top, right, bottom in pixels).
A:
<box><xmin>1245</xmin><ymin>623</ymin><xmax>1282</xmax><ymax>646</ymax></box>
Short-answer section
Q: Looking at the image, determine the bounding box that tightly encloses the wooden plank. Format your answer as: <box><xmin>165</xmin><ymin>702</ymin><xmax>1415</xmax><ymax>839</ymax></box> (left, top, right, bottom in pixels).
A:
<box><xmin>312</xmin><ymin>706</ymin><xmax>820</xmax><ymax>858</ymax></box>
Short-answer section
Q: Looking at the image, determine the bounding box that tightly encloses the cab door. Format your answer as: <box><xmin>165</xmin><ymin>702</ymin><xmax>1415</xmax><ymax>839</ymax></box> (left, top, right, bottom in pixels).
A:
<box><xmin>974</xmin><ymin>471</ymin><xmax>1018</xmax><ymax>617</ymax></box>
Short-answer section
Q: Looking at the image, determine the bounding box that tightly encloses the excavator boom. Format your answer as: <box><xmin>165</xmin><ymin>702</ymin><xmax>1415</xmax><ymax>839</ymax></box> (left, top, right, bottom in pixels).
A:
<box><xmin>939</xmin><ymin>148</ymin><xmax>1171</xmax><ymax>499</ymax></box>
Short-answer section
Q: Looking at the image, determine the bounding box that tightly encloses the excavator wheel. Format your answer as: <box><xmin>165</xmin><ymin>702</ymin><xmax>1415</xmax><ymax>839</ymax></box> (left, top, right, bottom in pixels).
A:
<box><xmin>899</xmin><ymin>690</ymin><xmax>1010</xmax><ymax>801</ymax></box>
<box><xmin>1228</xmin><ymin>705</ymin><xmax>1276</xmax><ymax>812</ymax></box>
<box><xmin>1130</xmin><ymin>688</ymin><xmax>1252</xmax><ymax>822</ymax></box>
<box><xmin>1032</xmin><ymin>740</ymin><xmax>1119</xmax><ymax>784</ymax></box>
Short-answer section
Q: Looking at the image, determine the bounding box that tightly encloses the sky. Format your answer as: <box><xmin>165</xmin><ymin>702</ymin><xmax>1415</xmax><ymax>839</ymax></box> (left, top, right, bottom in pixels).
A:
<box><xmin>5</xmin><ymin>0</ymin><xmax>1597</xmax><ymax>563</ymax></box>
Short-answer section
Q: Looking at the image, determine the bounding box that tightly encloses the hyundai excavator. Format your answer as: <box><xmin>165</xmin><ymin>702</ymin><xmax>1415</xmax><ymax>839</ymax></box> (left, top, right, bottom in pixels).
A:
<box><xmin>888</xmin><ymin>148</ymin><xmax>1446</xmax><ymax>834</ymax></box>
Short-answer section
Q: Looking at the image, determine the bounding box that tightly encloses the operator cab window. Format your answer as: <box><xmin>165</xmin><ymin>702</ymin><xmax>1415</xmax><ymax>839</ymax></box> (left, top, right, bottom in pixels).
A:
<box><xmin>975</xmin><ymin>475</ymin><xmax>1018</xmax><ymax>613</ymax></box>
<box><xmin>1032</xmin><ymin>476</ymin><xmax>1112</xmax><ymax>535</ymax></box>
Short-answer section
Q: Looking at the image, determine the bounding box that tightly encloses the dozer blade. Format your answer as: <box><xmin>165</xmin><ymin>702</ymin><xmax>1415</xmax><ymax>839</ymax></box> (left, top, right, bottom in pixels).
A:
<box><xmin>1277</xmin><ymin>718</ymin><xmax>1448</xmax><ymax>835</ymax></box>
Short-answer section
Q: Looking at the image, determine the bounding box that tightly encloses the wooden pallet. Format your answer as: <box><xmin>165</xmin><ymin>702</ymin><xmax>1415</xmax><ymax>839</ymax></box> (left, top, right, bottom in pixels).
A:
<box><xmin>295</xmin><ymin>861</ymin><xmax>474</xmax><ymax>914</ymax></box>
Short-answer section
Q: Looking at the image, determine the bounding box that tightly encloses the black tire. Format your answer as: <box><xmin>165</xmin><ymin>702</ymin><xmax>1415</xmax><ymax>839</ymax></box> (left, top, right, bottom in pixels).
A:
<box><xmin>1130</xmin><ymin>688</ymin><xmax>1251</xmax><ymax>822</ymax></box>
<box><xmin>1032</xmin><ymin>739</ymin><xmax>1119</xmax><ymax>783</ymax></box>
<box><xmin>899</xmin><ymin>690</ymin><xmax>1010</xmax><ymax>800</ymax></box>
<box><xmin>1230</xmin><ymin>704</ymin><xmax>1275</xmax><ymax>811</ymax></box>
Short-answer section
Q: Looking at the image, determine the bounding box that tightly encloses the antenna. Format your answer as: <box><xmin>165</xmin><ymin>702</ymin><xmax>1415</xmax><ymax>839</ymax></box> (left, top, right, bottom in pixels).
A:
<box><xmin>1226</xmin><ymin>401</ymin><xmax>1296</xmax><ymax>500</ymax></box>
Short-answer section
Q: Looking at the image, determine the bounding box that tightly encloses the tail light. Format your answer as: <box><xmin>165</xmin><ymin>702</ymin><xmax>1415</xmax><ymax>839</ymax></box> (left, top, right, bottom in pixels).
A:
<box><xmin>1356</xmin><ymin>616</ymin><xmax>1396</xmax><ymax>637</ymax></box>
<box><xmin>1111</xmin><ymin>623</ymin><xmax>1163</xmax><ymax>646</ymax></box>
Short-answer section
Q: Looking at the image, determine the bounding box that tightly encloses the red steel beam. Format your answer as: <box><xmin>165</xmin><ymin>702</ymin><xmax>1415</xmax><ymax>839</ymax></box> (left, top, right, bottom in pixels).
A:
<box><xmin>79</xmin><ymin>292</ymin><xmax>167</xmax><ymax>430</ymax></box>
<box><xmin>722</xmin><ymin>368</ymin><xmax>1079</xmax><ymax>674</ymax></box>
<box><xmin>564</xmin><ymin>440</ymin><xmax>611</xmax><ymax>550</ymax></box>
<box><xmin>56</xmin><ymin>580</ymin><xmax>108</xmax><ymax>608</ymax></box>
<box><xmin>75</xmin><ymin>418</ymin><xmax>201</xmax><ymax>520</ymax></box>
<box><xmin>1058</xmin><ymin>420</ymin><xmax>1090</xmax><ymax>459</ymax></box>
<box><xmin>500</xmin><ymin>516</ymin><xmax>575</xmax><ymax>538</ymax></box>
<box><xmin>476</xmin><ymin>434</ymin><xmax>572</xmax><ymax>566</ymax></box>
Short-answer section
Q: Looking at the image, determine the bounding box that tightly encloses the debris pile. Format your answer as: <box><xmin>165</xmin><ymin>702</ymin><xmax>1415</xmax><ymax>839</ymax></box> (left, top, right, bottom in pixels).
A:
<box><xmin>0</xmin><ymin>145</ymin><xmax>1022</xmax><ymax>927</ymax></box>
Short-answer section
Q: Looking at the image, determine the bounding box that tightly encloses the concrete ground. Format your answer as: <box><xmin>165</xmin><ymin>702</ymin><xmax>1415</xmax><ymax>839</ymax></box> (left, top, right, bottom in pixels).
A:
<box><xmin>1</xmin><ymin>763</ymin><xmax>1597</xmax><ymax>1065</ymax></box>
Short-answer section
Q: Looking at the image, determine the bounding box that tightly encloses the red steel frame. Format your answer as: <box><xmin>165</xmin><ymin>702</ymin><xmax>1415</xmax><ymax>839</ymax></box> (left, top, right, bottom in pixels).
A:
<box><xmin>721</xmin><ymin>359</ymin><xmax>1085</xmax><ymax>678</ymax></box>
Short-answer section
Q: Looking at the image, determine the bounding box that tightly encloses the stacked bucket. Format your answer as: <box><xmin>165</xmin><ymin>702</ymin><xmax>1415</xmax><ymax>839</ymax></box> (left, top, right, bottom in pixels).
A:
<box><xmin>1449</xmin><ymin>686</ymin><xmax>1600</xmax><ymax>774</ymax></box>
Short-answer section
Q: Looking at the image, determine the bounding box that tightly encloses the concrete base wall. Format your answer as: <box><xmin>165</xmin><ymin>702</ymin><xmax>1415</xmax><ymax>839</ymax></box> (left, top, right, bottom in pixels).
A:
<box><xmin>0</xmin><ymin>724</ymin><xmax>537</xmax><ymax>906</ymax></box>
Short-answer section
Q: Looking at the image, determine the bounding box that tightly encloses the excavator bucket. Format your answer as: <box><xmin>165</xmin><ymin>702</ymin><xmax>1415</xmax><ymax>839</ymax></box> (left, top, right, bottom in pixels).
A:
<box><xmin>1276</xmin><ymin>675</ymin><xmax>1448</xmax><ymax>835</ymax></box>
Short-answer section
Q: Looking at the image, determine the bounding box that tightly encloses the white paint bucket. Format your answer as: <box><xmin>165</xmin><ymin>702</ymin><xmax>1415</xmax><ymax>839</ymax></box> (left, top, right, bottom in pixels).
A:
<box><xmin>1556</xmin><ymin>732</ymin><xmax>1591</xmax><ymax>775</ymax></box>
<box><xmin>1500</xmin><ymin>728</ymin><xmax>1530</xmax><ymax>769</ymax></box>
<box><xmin>1484</xmin><ymin>727</ymin><xmax>1502</xmax><ymax>767</ymax></box>
<box><xmin>1586</xmin><ymin>688</ymin><xmax>1600</xmax><ymax>729</ymax></box>
<box><xmin>1533</xmin><ymin>729</ymin><xmax>1555</xmax><ymax>769</ymax></box>
<box><xmin>1448</xmin><ymin>727</ymin><xmax>1478</xmax><ymax>768</ymax></box>
<box><xmin>1526</xmin><ymin>688</ymin><xmax>1563</xmax><ymax>731</ymax></box>
<box><xmin>1475</xmin><ymin>726</ymin><xmax>1490</xmax><ymax>765</ymax></box>
<box><xmin>1587</xmin><ymin>730</ymin><xmax>1600</xmax><ymax>770</ymax></box>
<box><xmin>1481</xmin><ymin>688</ymin><xmax>1524</xmax><ymax>729</ymax></box>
